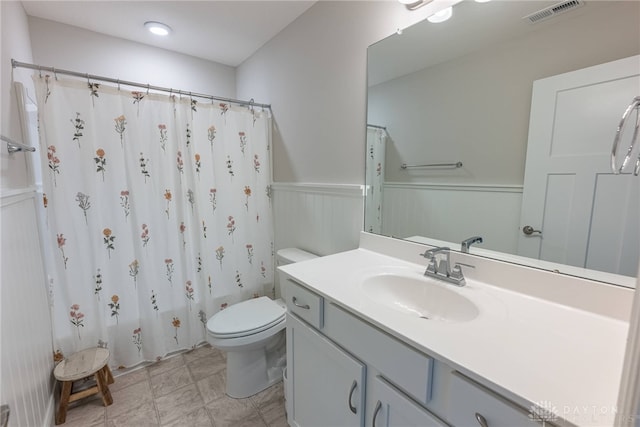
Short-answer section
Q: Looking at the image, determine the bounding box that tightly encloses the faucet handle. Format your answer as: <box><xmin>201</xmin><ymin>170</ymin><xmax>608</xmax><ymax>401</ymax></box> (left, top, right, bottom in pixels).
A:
<box><xmin>448</xmin><ymin>264</ymin><xmax>466</xmax><ymax>285</ymax></box>
<box><xmin>450</xmin><ymin>264</ymin><xmax>464</xmax><ymax>279</ymax></box>
<box><xmin>425</xmin><ymin>260</ymin><xmax>438</xmax><ymax>275</ymax></box>
<box><xmin>420</xmin><ymin>249</ymin><xmax>433</xmax><ymax>259</ymax></box>
<box><xmin>455</xmin><ymin>262</ymin><xmax>475</xmax><ymax>269</ymax></box>
<box><xmin>450</xmin><ymin>262</ymin><xmax>475</xmax><ymax>282</ymax></box>
<box><xmin>421</xmin><ymin>246</ymin><xmax>450</xmax><ymax>258</ymax></box>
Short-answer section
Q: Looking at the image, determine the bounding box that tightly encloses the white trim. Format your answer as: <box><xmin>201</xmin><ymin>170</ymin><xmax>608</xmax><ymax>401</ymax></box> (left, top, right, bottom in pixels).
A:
<box><xmin>0</xmin><ymin>187</ymin><xmax>38</xmax><ymax>207</ymax></box>
<box><xmin>383</xmin><ymin>182</ymin><xmax>523</xmax><ymax>193</ymax></box>
<box><xmin>271</xmin><ymin>182</ymin><xmax>364</xmax><ymax>197</ymax></box>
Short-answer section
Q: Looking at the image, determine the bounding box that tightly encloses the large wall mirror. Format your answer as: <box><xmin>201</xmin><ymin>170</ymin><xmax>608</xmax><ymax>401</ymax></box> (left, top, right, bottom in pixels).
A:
<box><xmin>365</xmin><ymin>0</ymin><xmax>640</xmax><ymax>287</ymax></box>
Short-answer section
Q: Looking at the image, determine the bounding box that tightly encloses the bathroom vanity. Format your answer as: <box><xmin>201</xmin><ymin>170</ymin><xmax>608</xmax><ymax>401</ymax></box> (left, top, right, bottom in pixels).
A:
<box><xmin>279</xmin><ymin>233</ymin><xmax>633</xmax><ymax>427</ymax></box>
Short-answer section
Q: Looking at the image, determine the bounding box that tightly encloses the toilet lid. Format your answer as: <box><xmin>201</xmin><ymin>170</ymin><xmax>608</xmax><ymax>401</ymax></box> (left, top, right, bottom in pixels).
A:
<box><xmin>207</xmin><ymin>296</ymin><xmax>286</xmax><ymax>338</ymax></box>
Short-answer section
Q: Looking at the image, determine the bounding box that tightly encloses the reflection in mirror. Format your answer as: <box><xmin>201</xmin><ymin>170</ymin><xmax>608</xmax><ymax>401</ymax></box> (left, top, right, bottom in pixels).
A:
<box><xmin>365</xmin><ymin>0</ymin><xmax>640</xmax><ymax>287</ymax></box>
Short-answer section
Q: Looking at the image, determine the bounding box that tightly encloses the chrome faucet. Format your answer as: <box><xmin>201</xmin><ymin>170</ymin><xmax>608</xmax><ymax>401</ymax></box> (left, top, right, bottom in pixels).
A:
<box><xmin>420</xmin><ymin>247</ymin><xmax>466</xmax><ymax>286</ymax></box>
<box><xmin>461</xmin><ymin>236</ymin><xmax>483</xmax><ymax>253</ymax></box>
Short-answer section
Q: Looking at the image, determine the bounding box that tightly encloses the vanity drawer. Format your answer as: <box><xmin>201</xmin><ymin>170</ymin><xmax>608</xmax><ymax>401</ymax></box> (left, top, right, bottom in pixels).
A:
<box><xmin>324</xmin><ymin>302</ymin><xmax>433</xmax><ymax>405</ymax></box>
<box><xmin>447</xmin><ymin>372</ymin><xmax>545</xmax><ymax>427</ymax></box>
<box><xmin>284</xmin><ymin>278</ymin><xmax>324</xmax><ymax>329</ymax></box>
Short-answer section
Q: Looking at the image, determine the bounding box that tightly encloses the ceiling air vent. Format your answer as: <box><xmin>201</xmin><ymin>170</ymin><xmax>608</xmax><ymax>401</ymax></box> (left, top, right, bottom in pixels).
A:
<box><xmin>523</xmin><ymin>0</ymin><xmax>584</xmax><ymax>24</ymax></box>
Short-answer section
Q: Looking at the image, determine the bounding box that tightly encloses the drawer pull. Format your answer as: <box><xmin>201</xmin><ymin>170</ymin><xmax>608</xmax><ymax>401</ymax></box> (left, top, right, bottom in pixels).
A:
<box><xmin>348</xmin><ymin>380</ymin><xmax>358</xmax><ymax>414</ymax></box>
<box><xmin>475</xmin><ymin>412</ymin><xmax>489</xmax><ymax>427</ymax></box>
<box><xmin>292</xmin><ymin>296</ymin><xmax>310</xmax><ymax>310</ymax></box>
<box><xmin>372</xmin><ymin>400</ymin><xmax>382</xmax><ymax>427</ymax></box>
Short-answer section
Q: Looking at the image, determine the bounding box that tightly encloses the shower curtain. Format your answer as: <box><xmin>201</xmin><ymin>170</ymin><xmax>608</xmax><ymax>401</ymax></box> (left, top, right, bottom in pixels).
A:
<box><xmin>364</xmin><ymin>127</ymin><xmax>386</xmax><ymax>234</ymax></box>
<box><xmin>34</xmin><ymin>75</ymin><xmax>273</xmax><ymax>368</ymax></box>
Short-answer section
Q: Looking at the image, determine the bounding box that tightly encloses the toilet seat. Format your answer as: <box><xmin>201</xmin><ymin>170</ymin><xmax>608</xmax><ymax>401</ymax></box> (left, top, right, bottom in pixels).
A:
<box><xmin>207</xmin><ymin>296</ymin><xmax>286</xmax><ymax>339</ymax></box>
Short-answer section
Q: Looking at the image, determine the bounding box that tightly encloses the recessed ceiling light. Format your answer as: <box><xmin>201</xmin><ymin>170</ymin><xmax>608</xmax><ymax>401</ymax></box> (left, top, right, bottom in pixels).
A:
<box><xmin>144</xmin><ymin>21</ymin><xmax>171</xmax><ymax>36</ymax></box>
<box><xmin>427</xmin><ymin>6</ymin><xmax>453</xmax><ymax>23</ymax></box>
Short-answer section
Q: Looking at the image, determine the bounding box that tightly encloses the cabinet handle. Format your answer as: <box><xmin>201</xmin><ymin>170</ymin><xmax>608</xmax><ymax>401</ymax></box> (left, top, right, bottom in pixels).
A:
<box><xmin>372</xmin><ymin>400</ymin><xmax>382</xmax><ymax>427</ymax></box>
<box><xmin>475</xmin><ymin>412</ymin><xmax>489</xmax><ymax>427</ymax></box>
<box><xmin>292</xmin><ymin>296</ymin><xmax>310</xmax><ymax>310</ymax></box>
<box><xmin>348</xmin><ymin>380</ymin><xmax>358</xmax><ymax>414</ymax></box>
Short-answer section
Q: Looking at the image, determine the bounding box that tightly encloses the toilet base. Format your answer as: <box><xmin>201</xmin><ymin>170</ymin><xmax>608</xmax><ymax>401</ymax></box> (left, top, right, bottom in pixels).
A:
<box><xmin>224</xmin><ymin>330</ymin><xmax>286</xmax><ymax>399</ymax></box>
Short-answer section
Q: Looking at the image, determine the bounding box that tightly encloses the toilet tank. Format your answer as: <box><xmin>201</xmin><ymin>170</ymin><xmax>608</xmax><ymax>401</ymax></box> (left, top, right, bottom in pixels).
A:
<box><xmin>275</xmin><ymin>248</ymin><xmax>318</xmax><ymax>299</ymax></box>
<box><xmin>277</xmin><ymin>248</ymin><xmax>318</xmax><ymax>266</ymax></box>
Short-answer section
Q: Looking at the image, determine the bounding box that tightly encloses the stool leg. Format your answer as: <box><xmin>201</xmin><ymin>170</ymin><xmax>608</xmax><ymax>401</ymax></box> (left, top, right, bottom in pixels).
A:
<box><xmin>95</xmin><ymin>369</ymin><xmax>113</xmax><ymax>406</ymax></box>
<box><xmin>102</xmin><ymin>365</ymin><xmax>114</xmax><ymax>385</ymax></box>
<box><xmin>55</xmin><ymin>381</ymin><xmax>72</xmax><ymax>425</ymax></box>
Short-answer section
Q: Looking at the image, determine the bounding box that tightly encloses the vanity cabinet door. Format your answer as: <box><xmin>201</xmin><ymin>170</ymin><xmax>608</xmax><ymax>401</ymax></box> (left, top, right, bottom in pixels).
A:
<box><xmin>287</xmin><ymin>314</ymin><xmax>365</xmax><ymax>427</ymax></box>
<box><xmin>370</xmin><ymin>376</ymin><xmax>447</xmax><ymax>427</ymax></box>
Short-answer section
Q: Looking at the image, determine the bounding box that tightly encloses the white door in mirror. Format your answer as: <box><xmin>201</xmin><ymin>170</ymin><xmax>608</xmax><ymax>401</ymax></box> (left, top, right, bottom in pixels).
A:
<box><xmin>519</xmin><ymin>55</ymin><xmax>640</xmax><ymax>276</ymax></box>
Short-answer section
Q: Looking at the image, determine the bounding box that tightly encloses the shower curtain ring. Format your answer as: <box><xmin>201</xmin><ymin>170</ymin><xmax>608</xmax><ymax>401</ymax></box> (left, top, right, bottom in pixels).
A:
<box><xmin>146</xmin><ymin>84</ymin><xmax>150</xmax><ymax>95</ymax></box>
<box><xmin>117</xmin><ymin>79</ymin><xmax>120</xmax><ymax>91</ymax></box>
<box><xmin>86</xmin><ymin>73</ymin><xmax>90</xmax><ymax>85</ymax></box>
<box><xmin>53</xmin><ymin>68</ymin><xmax>58</xmax><ymax>80</ymax></box>
<box><xmin>38</xmin><ymin>66</ymin><xmax>42</xmax><ymax>78</ymax></box>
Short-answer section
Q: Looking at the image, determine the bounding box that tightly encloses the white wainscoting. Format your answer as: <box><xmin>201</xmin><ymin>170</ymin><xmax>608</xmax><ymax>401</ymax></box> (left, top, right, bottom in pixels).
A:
<box><xmin>381</xmin><ymin>183</ymin><xmax>523</xmax><ymax>254</ymax></box>
<box><xmin>1</xmin><ymin>190</ymin><xmax>55</xmax><ymax>427</ymax></box>
<box><xmin>271</xmin><ymin>183</ymin><xmax>364</xmax><ymax>256</ymax></box>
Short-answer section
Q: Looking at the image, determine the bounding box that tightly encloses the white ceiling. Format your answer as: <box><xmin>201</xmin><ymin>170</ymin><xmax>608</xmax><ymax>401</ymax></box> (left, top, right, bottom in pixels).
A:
<box><xmin>22</xmin><ymin>1</ymin><xmax>316</xmax><ymax>67</ymax></box>
<box><xmin>368</xmin><ymin>0</ymin><xmax>572</xmax><ymax>86</ymax></box>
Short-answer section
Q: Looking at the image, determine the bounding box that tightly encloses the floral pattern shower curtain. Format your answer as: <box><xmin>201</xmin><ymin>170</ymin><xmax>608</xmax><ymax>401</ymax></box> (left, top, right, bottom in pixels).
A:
<box><xmin>35</xmin><ymin>76</ymin><xmax>273</xmax><ymax>368</ymax></box>
<box><xmin>364</xmin><ymin>127</ymin><xmax>386</xmax><ymax>234</ymax></box>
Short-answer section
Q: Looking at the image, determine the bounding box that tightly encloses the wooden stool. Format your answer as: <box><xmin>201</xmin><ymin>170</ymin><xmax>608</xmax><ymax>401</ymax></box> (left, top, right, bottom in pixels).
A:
<box><xmin>53</xmin><ymin>347</ymin><xmax>114</xmax><ymax>424</ymax></box>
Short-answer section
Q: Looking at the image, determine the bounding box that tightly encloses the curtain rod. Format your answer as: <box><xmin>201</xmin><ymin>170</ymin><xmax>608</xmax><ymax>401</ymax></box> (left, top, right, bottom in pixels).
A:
<box><xmin>12</xmin><ymin>59</ymin><xmax>271</xmax><ymax>110</ymax></box>
<box><xmin>367</xmin><ymin>123</ymin><xmax>387</xmax><ymax>130</ymax></box>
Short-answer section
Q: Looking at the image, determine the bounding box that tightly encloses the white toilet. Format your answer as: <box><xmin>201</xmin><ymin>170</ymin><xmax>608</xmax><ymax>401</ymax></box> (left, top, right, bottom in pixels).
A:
<box><xmin>206</xmin><ymin>248</ymin><xmax>317</xmax><ymax>398</ymax></box>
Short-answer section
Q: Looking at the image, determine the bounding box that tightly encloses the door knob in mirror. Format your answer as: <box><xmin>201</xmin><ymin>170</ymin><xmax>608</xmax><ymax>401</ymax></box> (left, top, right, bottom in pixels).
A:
<box><xmin>522</xmin><ymin>225</ymin><xmax>542</xmax><ymax>236</ymax></box>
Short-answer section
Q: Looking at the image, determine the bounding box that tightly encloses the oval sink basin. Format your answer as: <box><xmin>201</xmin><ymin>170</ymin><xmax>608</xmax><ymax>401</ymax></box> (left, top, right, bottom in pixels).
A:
<box><xmin>361</xmin><ymin>272</ymin><xmax>479</xmax><ymax>322</ymax></box>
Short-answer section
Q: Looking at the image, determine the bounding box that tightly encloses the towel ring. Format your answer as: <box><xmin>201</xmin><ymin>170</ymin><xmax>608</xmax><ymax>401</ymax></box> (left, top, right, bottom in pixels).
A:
<box><xmin>611</xmin><ymin>96</ymin><xmax>640</xmax><ymax>176</ymax></box>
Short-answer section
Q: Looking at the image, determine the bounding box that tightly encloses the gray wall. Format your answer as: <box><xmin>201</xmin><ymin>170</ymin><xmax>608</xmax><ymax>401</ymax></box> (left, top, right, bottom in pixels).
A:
<box><xmin>28</xmin><ymin>16</ymin><xmax>237</xmax><ymax>99</ymax></box>
<box><xmin>236</xmin><ymin>0</ymin><xmax>446</xmax><ymax>184</ymax></box>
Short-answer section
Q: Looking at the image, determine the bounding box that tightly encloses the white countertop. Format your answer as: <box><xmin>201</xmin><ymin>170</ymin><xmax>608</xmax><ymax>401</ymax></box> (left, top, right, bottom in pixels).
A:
<box><xmin>279</xmin><ymin>246</ymin><xmax>630</xmax><ymax>427</ymax></box>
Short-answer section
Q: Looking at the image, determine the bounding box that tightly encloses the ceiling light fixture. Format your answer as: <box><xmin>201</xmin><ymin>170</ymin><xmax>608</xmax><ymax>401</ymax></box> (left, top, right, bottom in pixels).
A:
<box><xmin>144</xmin><ymin>21</ymin><xmax>172</xmax><ymax>36</ymax></box>
<box><xmin>427</xmin><ymin>6</ymin><xmax>453</xmax><ymax>23</ymax></box>
<box><xmin>398</xmin><ymin>0</ymin><xmax>434</xmax><ymax>11</ymax></box>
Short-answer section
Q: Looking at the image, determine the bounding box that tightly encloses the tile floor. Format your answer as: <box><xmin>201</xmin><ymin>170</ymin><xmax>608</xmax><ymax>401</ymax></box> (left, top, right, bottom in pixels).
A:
<box><xmin>59</xmin><ymin>345</ymin><xmax>288</xmax><ymax>427</ymax></box>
